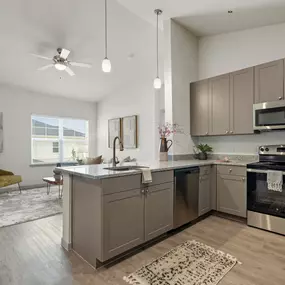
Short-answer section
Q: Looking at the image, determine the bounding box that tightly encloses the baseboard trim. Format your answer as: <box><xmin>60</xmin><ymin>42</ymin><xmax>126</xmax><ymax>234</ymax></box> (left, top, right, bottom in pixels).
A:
<box><xmin>0</xmin><ymin>183</ymin><xmax>46</xmax><ymax>194</ymax></box>
<box><xmin>61</xmin><ymin>238</ymin><xmax>71</xmax><ymax>251</ymax></box>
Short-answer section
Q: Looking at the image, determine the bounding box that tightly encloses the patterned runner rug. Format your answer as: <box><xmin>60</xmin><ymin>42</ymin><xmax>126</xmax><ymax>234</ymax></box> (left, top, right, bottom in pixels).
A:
<box><xmin>0</xmin><ymin>187</ymin><xmax>62</xmax><ymax>228</ymax></box>
<box><xmin>124</xmin><ymin>240</ymin><xmax>240</xmax><ymax>285</ymax></box>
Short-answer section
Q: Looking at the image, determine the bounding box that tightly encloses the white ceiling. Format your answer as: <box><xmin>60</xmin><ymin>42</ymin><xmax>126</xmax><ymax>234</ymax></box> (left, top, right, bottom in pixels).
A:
<box><xmin>3</xmin><ymin>0</ymin><xmax>285</xmax><ymax>102</ymax></box>
<box><xmin>118</xmin><ymin>0</ymin><xmax>285</xmax><ymax>36</ymax></box>
<box><xmin>175</xmin><ymin>6</ymin><xmax>285</xmax><ymax>36</ymax></box>
<box><xmin>0</xmin><ymin>0</ymin><xmax>157</xmax><ymax>102</ymax></box>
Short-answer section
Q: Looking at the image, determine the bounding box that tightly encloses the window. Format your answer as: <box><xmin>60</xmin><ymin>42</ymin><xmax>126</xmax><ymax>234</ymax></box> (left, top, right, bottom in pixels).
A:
<box><xmin>31</xmin><ymin>115</ymin><xmax>89</xmax><ymax>164</ymax></box>
<box><xmin>52</xmin><ymin>142</ymin><xmax>59</xmax><ymax>153</ymax></box>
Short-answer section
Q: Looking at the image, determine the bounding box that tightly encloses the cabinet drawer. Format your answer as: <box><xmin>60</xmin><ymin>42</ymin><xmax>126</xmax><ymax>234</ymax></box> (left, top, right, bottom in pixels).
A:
<box><xmin>217</xmin><ymin>165</ymin><xmax>246</xmax><ymax>177</ymax></box>
<box><xmin>102</xmin><ymin>174</ymin><xmax>141</xmax><ymax>195</ymax></box>
<box><xmin>147</xmin><ymin>170</ymin><xmax>174</xmax><ymax>186</ymax></box>
<box><xmin>200</xmin><ymin>166</ymin><xmax>211</xmax><ymax>176</ymax></box>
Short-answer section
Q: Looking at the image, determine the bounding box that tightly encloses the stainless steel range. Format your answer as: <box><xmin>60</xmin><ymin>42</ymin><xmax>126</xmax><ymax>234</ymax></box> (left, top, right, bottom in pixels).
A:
<box><xmin>247</xmin><ymin>145</ymin><xmax>285</xmax><ymax>235</ymax></box>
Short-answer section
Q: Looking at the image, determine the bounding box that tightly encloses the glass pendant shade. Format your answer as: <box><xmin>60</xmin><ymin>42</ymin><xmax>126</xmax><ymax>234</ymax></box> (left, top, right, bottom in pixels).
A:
<box><xmin>153</xmin><ymin>77</ymin><xmax>162</xmax><ymax>89</ymax></box>
<box><xmin>102</xmin><ymin>57</ymin><xmax>111</xmax><ymax>73</ymax></box>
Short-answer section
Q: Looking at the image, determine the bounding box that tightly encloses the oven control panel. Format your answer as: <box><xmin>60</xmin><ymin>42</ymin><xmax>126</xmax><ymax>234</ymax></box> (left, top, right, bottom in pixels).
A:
<box><xmin>259</xmin><ymin>145</ymin><xmax>285</xmax><ymax>155</ymax></box>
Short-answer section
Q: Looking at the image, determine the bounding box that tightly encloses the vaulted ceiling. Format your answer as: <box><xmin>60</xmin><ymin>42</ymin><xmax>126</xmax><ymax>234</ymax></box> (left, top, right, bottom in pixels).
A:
<box><xmin>2</xmin><ymin>0</ymin><xmax>285</xmax><ymax>102</ymax></box>
<box><xmin>0</xmin><ymin>0</ymin><xmax>158</xmax><ymax>102</ymax></box>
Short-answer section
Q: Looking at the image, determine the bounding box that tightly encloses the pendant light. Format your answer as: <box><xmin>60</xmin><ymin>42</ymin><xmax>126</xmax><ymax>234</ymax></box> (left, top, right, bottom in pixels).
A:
<box><xmin>153</xmin><ymin>9</ymin><xmax>162</xmax><ymax>89</ymax></box>
<box><xmin>102</xmin><ymin>0</ymin><xmax>111</xmax><ymax>73</ymax></box>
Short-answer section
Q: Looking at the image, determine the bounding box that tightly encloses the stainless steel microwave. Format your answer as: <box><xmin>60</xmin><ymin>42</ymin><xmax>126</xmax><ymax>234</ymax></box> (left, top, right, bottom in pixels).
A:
<box><xmin>253</xmin><ymin>100</ymin><xmax>285</xmax><ymax>131</ymax></box>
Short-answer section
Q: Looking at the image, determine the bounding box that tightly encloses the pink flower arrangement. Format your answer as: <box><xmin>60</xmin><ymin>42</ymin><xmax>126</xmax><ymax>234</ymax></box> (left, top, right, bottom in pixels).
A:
<box><xmin>158</xmin><ymin>123</ymin><xmax>179</xmax><ymax>138</ymax></box>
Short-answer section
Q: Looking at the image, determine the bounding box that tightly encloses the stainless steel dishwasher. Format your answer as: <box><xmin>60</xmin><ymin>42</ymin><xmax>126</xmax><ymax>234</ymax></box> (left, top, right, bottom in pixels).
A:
<box><xmin>173</xmin><ymin>167</ymin><xmax>200</xmax><ymax>229</ymax></box>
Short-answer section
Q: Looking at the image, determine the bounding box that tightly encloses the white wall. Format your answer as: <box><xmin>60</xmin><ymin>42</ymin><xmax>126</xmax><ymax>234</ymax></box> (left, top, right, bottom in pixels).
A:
<box><xmin>199</xmin><ymin>22</ymin><xmax>285</xmax><ymax>80</ymax></box>
<box><xmin>198</xmin><ymin>22</ymin><xmax>285</xmax><ymax>154</ymax></box>
<box><xmin>0</xmin><ymin>84</ymin><xmax>97</xmax><ymax>186</ymax></box>
<box><xmin>164</xmin><ymin>20</ymin><xmax>198</xmax><ymax>155</ymax></box>
<box><xmin>96</xmin><ymin>76</ymin><xmax>158</xmax><ymax>162</ymax></box>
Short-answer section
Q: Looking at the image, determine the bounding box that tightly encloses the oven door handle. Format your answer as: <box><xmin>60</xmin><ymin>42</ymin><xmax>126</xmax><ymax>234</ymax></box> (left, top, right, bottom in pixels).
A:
<box><xmin>247</xmin><ymin>168</ymin><xmax>285</xmax><ymax>175</ymax></box>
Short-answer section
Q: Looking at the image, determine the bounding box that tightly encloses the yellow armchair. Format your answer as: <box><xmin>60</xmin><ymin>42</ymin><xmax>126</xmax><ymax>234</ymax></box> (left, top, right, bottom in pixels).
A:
<box><xmin>0</xmin><ymin>169</ymin><xmax>22</xmax><ymax>193</ymax></box>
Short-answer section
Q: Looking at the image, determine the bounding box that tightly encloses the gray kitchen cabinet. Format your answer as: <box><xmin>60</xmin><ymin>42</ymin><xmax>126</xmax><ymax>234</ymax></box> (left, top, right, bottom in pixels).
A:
<box><xmin>230</xmin><ymin>67</ymin><xmax>254</xmax><ymax>135</ymax></box>
<box><xmin>144</xmin><ymin>182</ymin><xmax>173</xmax><ymax>242</ymax></box>
<box><xmin>190</xmin><ymin>80</ymin><xmax>209</xmax><ymax>136</ymax></box>
<box><xmin>211</xmin><ymin>165</ymin><xmax>217</xmax><ymax>210</ymax></box>
<box><xmin>199</xmin><ymin>174</ymin><xmax>211</xmax><ymax>216</ymax></box>
<box><xmin>255</xmin><ymin>59</ymin><xmax>284</xmax><ymax>103</ymax></box>
<box><xmin>103</xmin><ymin>188</ymin><xmax>145</xmax><ymax>260</ymax></box>
<box><xmin>217</xmin><ymin>174</ymin><xmax>247</xmax><ymax>218</ymax></box>
<box><xmin>210</xmin><ymin>74</ymin><xmax>230</xmax><ymax>135</ymax></box>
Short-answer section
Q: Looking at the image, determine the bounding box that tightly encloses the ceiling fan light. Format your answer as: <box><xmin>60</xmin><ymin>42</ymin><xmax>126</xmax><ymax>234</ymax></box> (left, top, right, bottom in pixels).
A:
<box><xmin>55</xmin><ymin>63</ymin><xmax>67</xmax><ymax>71</ymax></box>
<box><xmin>153</xmin><ymin>77</ymin><xmax>162</xmax><ymax>89</ymax></box>
<box><xmin>102</xmin><ymin>57</ymin><xmax>111</xmax><ymax>73</ymax></box>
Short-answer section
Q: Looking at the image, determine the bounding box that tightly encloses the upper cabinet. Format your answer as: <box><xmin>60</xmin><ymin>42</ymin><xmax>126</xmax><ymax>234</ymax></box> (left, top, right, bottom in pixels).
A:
<box><xmin>230</xmin><ymin>67</ymin><xmax>254</xmax><ymax>135</ymax></box>
<box><xmin>210</xmin><ymin>74</ymin><xmax>230</xmax><ymax>136</ymax></box>
<box><xmin>254</xmin><ymin>59</ymin><xmax>284</xmax><ymax>103</ymax></box>
<box><xmin>190</xmin><ymin>58</ymin><xmax>285</xmax><ymax>137</ymax></box>
<box><xmin>190</xmin><ymin>80</ymin><xmax>209</xmax><ymax>136</ymax></box>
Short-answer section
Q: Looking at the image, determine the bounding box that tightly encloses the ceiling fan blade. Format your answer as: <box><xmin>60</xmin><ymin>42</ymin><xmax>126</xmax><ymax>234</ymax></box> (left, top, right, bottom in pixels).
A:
<box><xmin>69</xmin><ymin>62</ymin><xmax>92</xmax><ymax>68</ymax></box>
<box><xmin>60</xmin><ymin>48</ymin><xmax>70</xmax><ymax>59</ymax></box>
<box><xmin>31</xmin><ymin>53</ymin><xmax>53</xmax><ymax>60</ymax></box>
<box><xmin>65</xmin><ymin>66</ymin><xmax>75</xmax><ymax>76</ymax></box>
<box><xmin>38</xmin><ymin>64</ymin><xmax>54</xmax><ymax>71</ymax></box>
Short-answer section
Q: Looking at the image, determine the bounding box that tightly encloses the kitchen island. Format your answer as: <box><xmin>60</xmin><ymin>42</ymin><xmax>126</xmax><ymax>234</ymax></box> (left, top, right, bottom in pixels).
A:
<box><xmin>58</xmin><ymin>159</ymin><xmax>253</xmax><ymax>268</ymax></box>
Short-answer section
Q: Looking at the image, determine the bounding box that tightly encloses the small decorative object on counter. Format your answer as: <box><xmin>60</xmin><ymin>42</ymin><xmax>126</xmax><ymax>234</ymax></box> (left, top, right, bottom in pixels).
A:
<box><xmin>195</xmin><ymin>144</ymin><xmax>213</xmax><ymax>160</ymax></box>
<box><xmin>158</xmin><ymin>123</ymin><xmax>178</xmax><ymax>161</ymax></box>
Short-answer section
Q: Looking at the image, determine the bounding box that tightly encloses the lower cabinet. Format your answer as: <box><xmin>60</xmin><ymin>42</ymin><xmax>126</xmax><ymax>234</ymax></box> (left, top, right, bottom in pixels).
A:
<box><xmin>217</xmin><ymin>174</ymin><xmax>247</xmax><ymax>218</ymax></box>
<box><xmin>103</xmin><ymin>182</ymin><xmax>174</xmax><ymax>260</ymax></box>
<box><xmin>145</xmin><ymin>183</ymin><xmax>173</xmax><ymax>242</ymax></box>
<box><xmin>199</xmin><ymin>174</ymin><xmax>211</xmax><ymax>216</ymax></box>
<box><xmin>103</xmin><ymin>189</ymin><xmax>145</xmax><ymax>260</ymax></box>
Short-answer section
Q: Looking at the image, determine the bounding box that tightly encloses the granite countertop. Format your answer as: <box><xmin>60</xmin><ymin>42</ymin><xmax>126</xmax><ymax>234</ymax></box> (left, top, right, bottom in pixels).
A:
<box><xmin>57</xmin><ymin>159</ymin><xmax>257</xmax><ymax>180</ymax></box>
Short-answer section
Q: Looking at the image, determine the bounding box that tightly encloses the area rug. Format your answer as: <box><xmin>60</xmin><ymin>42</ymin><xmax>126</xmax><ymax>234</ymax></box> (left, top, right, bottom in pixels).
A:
<box><xmin>0</xmin><ymin>187</ymin><xmax>62</xmax><ymax>228</ymax></box>
<box><xmin>123</xmin><ymin>240</ymin><xmax>240</xmax><ymax>285</ymax></box>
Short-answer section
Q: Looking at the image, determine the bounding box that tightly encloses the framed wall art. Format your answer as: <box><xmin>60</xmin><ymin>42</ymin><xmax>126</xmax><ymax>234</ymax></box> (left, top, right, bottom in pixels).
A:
<box><xmin>108</xmin><ymin>118</ymin><xmax>122</xmax><ymax>148</ymax></box>
<box><xmin>122</xmin><ymin>115</ymin><xmax>138</xmax><ymax>149</ymax></box>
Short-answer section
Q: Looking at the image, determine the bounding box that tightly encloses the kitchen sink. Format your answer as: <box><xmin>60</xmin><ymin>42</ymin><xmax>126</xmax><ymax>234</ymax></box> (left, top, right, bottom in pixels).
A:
<box><xmin>104</xmin><ymin>166</ymin><xmax>148</xmax><ymax>171</ymax></box>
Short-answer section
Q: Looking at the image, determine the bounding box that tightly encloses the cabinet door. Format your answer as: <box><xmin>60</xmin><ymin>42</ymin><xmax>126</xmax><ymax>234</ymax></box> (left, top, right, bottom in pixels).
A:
<box><xmin>199</xmin><ymin>175</ymin><xmax>211</xmax><ymax>216</ymax></box>
<box><xmin>230</xmin><ymin>67</ymin><xmax>254</xmax><ymax>135</ymax></box>
<box><xmin>190</xmin><ymin>80</ymin><xmax>209</xmax><ymax>136</ymax></box>
<box><xmin>255</xmin><ymin>59</ymin><xmax>284</xmax><ymax>103</ymax></box>
<box><xmin>217</xmin><ymin>175</ymin><xmax>246</xmax><ymax>218</ymax></box>
<box><xmin>103</xmin><ymin>189</ymin><xmax>144</xmax><ymax>260</ymax></box>
<box><xmin>210</xmin><ymin>165</ymin><xmax>217</xmax><ymax>210</ymax></box>
<box><xmin>145</xmin><ymin>182</ymin><xmax>173</xmax><ymax>242</ymax></box>
<box><xmin>210</xmin><ymin>74</ymin><xmax>230</xmax><ymax>135</ymax></box>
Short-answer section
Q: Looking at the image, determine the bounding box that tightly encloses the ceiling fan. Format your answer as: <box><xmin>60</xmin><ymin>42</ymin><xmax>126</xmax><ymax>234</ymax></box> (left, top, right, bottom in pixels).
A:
<box><xmin>31</xmin><ymin>48</ymin><xmax>92</xmax><ymax>76</ymax></box>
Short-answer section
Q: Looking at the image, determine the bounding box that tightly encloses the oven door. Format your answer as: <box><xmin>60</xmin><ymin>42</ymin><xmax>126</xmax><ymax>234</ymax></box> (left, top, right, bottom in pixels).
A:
<box><xmin>253</xmin><ymin>100</ymin><xmax>285</xmax><ymax>131</ymax></box>
<box><xmin>247</xmin><ymin>168</ymin><xmax>285</xmax><ymax>218</ymax></box>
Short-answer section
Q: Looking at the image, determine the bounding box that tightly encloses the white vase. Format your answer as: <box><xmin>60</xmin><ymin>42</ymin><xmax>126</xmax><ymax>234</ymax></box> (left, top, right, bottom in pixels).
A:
<box><xmin>159</xmin><ymin>152</ymin><xmax>168</xmax><ymax>161</ymax></box>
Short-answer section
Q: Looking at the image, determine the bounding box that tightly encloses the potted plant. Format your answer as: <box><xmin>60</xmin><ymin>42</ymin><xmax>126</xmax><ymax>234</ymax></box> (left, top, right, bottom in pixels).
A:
<box><xmin>196</xmin><ymin>144</ymin><xmax>213</xmax><ymax>160</ymax></box>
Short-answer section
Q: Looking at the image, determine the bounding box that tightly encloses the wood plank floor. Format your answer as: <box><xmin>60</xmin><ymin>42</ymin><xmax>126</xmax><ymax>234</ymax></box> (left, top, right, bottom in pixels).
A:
<box><xmin>1</xmin><ymin>214</ymin><xmax>285</xmax><ymax>285</ymax></box>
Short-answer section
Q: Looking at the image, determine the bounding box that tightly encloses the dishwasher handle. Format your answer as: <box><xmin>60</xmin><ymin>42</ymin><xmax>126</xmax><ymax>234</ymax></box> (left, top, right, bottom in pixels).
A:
<box><xmin>174</xmin><ymin>167</ymin><xmax>200</xmax><ymax>176</ymax></box>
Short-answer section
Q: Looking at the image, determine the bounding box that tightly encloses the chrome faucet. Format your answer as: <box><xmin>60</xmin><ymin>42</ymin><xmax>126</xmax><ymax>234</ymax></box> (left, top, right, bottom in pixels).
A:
<box><xmin>113</xmin><ymin>136</ymin><xmax>124</xmax><ymax>167</ymax></box>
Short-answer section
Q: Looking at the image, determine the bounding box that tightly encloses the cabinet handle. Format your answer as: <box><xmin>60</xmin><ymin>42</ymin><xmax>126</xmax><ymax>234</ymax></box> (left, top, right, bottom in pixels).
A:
<box><xmin>141</xmin><ymin>189</ymin><xmax>145</xmax><ymax>194</ymax></box>
<box><xmin>206</xmin><ymin>132</ymin><xmax>208</xmax><ymax>135</ymax></box>
<box><xmin>229</xmin><ymin>169</ymin><xmax>232</xmax><ymax>173</ymax></box>
<box><xmin>225</xmin><ymin>130</ymin><xmax>229</xmax><ymax>134</ymax></box>
<box><xmin>230</xmin><ymin>131</ymin><xmax>233</xmax><ymax>134</ymax></box>
<box><xmin>242</xmin><ymin>178</ymin><xmax>245</xmax><ymax>182</ymax></box>
<box><xmin>279</xmin><ymin>97</ymin><xmax>282</xmax><ymax>100</ymax></box>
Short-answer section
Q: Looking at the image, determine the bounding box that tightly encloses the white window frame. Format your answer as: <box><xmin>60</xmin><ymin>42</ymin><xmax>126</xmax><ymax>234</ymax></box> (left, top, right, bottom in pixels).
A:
<box><xmin>31</xmin><ymin>114</ymin><xmax>89</xmax><ymax>165</ymax></box>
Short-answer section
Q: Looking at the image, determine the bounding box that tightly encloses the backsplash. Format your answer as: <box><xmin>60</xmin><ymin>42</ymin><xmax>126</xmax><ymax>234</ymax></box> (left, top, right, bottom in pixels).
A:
<box><xmin>197</xmin><ymin>131</ymin><xmax>285</xmax><ymax>155</ymax></box>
